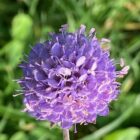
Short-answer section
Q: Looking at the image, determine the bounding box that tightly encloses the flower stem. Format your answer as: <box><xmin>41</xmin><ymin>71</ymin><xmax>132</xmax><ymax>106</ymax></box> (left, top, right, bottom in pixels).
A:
<box><xmin>63</xmin><ymin>129</ymin><xmax>70</xmax><ymax>140</ymax></box>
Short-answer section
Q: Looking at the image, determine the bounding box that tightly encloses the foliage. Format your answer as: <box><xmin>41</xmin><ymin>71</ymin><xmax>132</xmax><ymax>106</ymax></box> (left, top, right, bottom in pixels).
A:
<box><xmin>0</xmin><ymin>0</ymin><xmax>140</xmax><ymax>140</ymax></box>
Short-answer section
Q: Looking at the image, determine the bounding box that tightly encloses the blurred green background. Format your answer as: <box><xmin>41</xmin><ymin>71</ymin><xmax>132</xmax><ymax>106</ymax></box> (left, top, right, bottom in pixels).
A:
<box><xmin>0</xmin><ymin>0</ymin><xmax>140</xmax><ymax>140</ymax></box>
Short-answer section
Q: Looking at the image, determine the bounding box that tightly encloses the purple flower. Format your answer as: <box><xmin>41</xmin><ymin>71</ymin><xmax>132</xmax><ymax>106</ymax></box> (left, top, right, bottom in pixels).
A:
<box><xmin>18</xmin><ymin>25</ymin><xmax>129</xmax><ymax>129</ymax></box>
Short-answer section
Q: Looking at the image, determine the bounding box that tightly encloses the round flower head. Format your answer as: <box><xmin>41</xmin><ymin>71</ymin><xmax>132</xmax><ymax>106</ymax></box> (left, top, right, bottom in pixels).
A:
<box><xmin>18</xmin><ymin>25</ymin><xmax>129</xmax><ymax>129</ymax></box>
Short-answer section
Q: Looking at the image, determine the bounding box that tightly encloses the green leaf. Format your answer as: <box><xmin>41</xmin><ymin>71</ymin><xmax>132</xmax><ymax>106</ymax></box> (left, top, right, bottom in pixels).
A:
<box><xmin>103</xmin><ymin>127</ymin><xmax>140</xmax><ymax>140</ymax></box>
<box><xmin>11</xmin><ymin>13</ymin><xmax>33</xmax><ymax>41</ymax></box>
<box><xmin>4</xmin><ymin>40</ymin><xmax>24</xmax><ymax>68</ymax></box>
<box><xmin>30</xmin><ymin>126</ymin><xmax>62</xmax><ymax>140</ymax></box>
<box><xmin>0</xmin><ymin>134</ymin><xmax>8</xmax><ymax>140</ymax></box>
<box><xmin>10</xmin><ymin>132</ymin><xmax>28</xmax><ymax>140</ymax></box>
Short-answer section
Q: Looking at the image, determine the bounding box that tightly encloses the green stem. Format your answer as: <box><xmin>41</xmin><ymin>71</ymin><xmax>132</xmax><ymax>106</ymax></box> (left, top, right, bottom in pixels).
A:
<box><xmin>63</xmin><ymin>129</ymin><xmax>70</xmax><ymax>140</ymax></box>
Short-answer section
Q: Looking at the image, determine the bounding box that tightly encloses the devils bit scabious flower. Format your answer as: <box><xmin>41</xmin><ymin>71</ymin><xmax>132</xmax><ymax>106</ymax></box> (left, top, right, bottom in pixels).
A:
<box><xmin>18</xmin><ymin>25</ymin><xmax>129</xmax><ymax>129</ymax></box>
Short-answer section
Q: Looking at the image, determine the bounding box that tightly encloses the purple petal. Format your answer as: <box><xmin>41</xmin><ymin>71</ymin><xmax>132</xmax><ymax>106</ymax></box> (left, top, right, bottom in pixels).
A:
<box><xmin>47</xmin><ymin>79</ymin><xmax>58</xmax><ymax>88</ymax></box>
<box><xmin>86</xmin><ymin>114</ymin><xmax>96</xmax><ymax>122</ymax></box>
<box><xmin>76</xmin><ymin>56</ymin><xmax>86</xmax><ymax>67</ymax></box>
<box><xmin>61</xmin><ymin>120</ymin><xmax>73</xmax><ymax>129</ymax></box>
<box><xmin>86</xmin><ymin>103</ymin><xmax>96</xmax><ymax>113</ymax></box>
<box><xmin>47</xmin><ymin>114</ymin><xmax>60</xmax><ymax>122</ymax></box>
<box><xmin>98</xmin><ymin>107</ymin><xmax>109</xmax><ymax>116</ymax></box>
<box><xmin>33</xmin><ymin>69</ymin><xmax>46</xmax><ymax>81</ymax></box>
<box><xmin>51</xmin><ymin>43</ymin><xmax>63</xmax><ymax>58</ymax></box>
<box><xmin>25</xmin><ymin>80</ymin><xmax>36</xmax><ymax>89</ymax></box>
<box><xmin>29</xmin><ymin>43</ymin><xmax>43</xmax><ymax>61</ymax></box>
<box><xmin>62</xmin><ymin>61</ymin><xmax>74</xmax><ymax>68</ymax></box>
<box><xmin>57</xmin><ymin>67</ymin><xmax>71</xmax><ymax>76</ymax></box>
<box><xmin>79</xmin><ymin>74</ymin><xmax>87</xmax><ymax>82</ymax></box>
<box><xmin>78</xmin><ymin>24</ymin><xmax>86</xmax><ymax>34</ymax></box>
<box><xmin>90</xmin><ymin>62</ymin><xmax>97</xmax><ymax>71</ymax></box>
<box><xmin>54</xmin><ymin>105</ymin><xmax>64</xmax><ymax>113</ymax></box>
